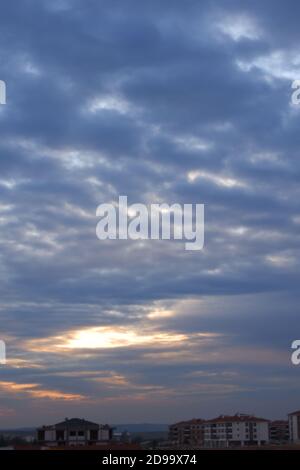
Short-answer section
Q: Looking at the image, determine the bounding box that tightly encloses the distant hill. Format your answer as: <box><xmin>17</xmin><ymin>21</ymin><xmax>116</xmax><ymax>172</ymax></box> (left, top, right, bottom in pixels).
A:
<box><xmin>0</xmin><ymin>423</ymin><xmax>169</xmax><ymax>436</ymax></box>
<box><xmin>114</xmin><ymin>423</ymin><xmax>169</xmax><ymax>433</ymax></box>
<box><xmin>0</xmin><ymin>428</ymin><xmax>35</xmax><ymax>434</ymax></box>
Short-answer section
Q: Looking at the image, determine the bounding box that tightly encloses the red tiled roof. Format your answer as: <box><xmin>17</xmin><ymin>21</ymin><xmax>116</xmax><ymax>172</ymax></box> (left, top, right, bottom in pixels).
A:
<box><xmin>269</xmin><ymin>420</ymin><xmax>288</xmax><ymax>425</ymax></box>
<box><xmin>37</xmin><ymin>418</ymin><xmax>112</xmax><ymax>431</ymax></box>
<box><xmin>205</xmin><ymin>414</ymin><xmax>268</xmax><ymax>424</ymax></box>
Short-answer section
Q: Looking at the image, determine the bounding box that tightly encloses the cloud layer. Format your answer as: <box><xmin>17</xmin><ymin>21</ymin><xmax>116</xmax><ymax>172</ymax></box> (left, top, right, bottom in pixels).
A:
<box><xmin>0</xmin><ymin>0</ymin><xmax>299</xmax><ymax>425</ymax></box>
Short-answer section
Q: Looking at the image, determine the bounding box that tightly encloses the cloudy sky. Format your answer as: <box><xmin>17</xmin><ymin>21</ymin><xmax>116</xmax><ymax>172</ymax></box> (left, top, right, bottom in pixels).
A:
<box><xmin>0</xmin><ymin>0</ymin><xmax>300</xmax><ymax>427</ymax></box>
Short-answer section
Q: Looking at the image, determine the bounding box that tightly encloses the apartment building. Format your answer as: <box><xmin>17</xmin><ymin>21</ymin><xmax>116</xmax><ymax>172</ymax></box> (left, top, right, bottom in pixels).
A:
<box><xmin>169</xmin><ymin>419</ymin><xmax>205</xmax><ymax>447</ymax></box>
<box><xmin>288</xmin><ymin>410</ymin><xmax>300</xmax><ymax>443</ymax></box>
<box><xmin>37</xmin><ymin>418</ymin><xmax>112</xmax><ymax>446</ymax></box>
<box><xmin>269</xmin><ymin>420</ymin><xmax>289</xmax><ymax>443</ymax></box>
<box><xmin>203</xmin><ymin>413</ymin><xmax>269</xmax><ymax>448</ymax></box>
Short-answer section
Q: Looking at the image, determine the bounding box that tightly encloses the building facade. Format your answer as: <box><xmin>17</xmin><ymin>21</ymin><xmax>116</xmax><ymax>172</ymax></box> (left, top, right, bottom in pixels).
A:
<box><xmin>204</xmin><ymin>414</ymin><xmax>269</xmax><ymax>448</ymax></box>
<box><xmin>37</xmin><ymin>418</ymin><xmax>112</xmax><ymax>446</ymax></box>
<box><xmin>169</xmin><ymin>419</ymin><xmax>204</xmax><ymax>447</ymax></box>
<box><xmin>288</xmin><ymin>410</ymin><xmax>300</xmax><ymax>443</ymax></box>
<box><xmin>269</xmin><ymin>420</ymin><xmax>289</xmax><ymax>443</ymax></box>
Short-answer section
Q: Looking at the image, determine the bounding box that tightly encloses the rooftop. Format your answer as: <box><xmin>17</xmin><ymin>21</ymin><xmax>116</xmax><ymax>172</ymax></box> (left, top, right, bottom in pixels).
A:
<box><xmin>37</xmin><ymin>418</ymin><xmax>111</xmax><ymax>431</ymax></box>
<box><xmin>205</xmin><ymin>413</ymin><xmax>269</xmax><ymax>424</ymax></box>
<box><xmin>288</xmin><ymin>410</ymin><xmax>300</xmax><ymax>416</ymax></box>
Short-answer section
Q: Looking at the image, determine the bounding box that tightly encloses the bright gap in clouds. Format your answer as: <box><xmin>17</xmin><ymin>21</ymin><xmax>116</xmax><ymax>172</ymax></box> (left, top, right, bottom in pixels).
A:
<box><xmin>64</xmin><ymin>327</ymin><xmax>188</xmax><ymax>349</ymax></box>
<box><xmin>187</xmin><ymin>170</ymin><xmax>247</xmax><ymax>188</ymax></box>
<box><xmin>216</xmin><ymin>12</ymin><xmax>262</xmax><ymax>42</ymax></box>
<box><xmin>28</xmin><ymin>327</ymin><xmax>189</xmax><ymax>350</ymax></box>
<box><xmin>26</xmin><ymin>326</ymin><xmax>219</xmax><ymax>351</ymax></box>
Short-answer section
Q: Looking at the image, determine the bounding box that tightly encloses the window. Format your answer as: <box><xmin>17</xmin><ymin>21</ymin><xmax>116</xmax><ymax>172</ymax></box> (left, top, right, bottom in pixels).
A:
<box><xmin>37</xmin><ymin>430</ymin><xmax>45</xmax><ymax>441</ymax></box>
<box><xmin>56</xmin><ymin>430</ymin><xmax>64</xmax><ymax>440</ymax></box>
<box><xmin>90</xmin><ymin>430</ymin><xmax>98</xmax><ymax>440</ymax></box>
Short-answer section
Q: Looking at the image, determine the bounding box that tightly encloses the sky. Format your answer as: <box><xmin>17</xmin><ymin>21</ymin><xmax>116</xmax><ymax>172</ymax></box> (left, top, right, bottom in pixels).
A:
<box><xmin>0</xmin><ymin>0</ymin><xmax>300</xmax><ymax>427</ymax></box>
